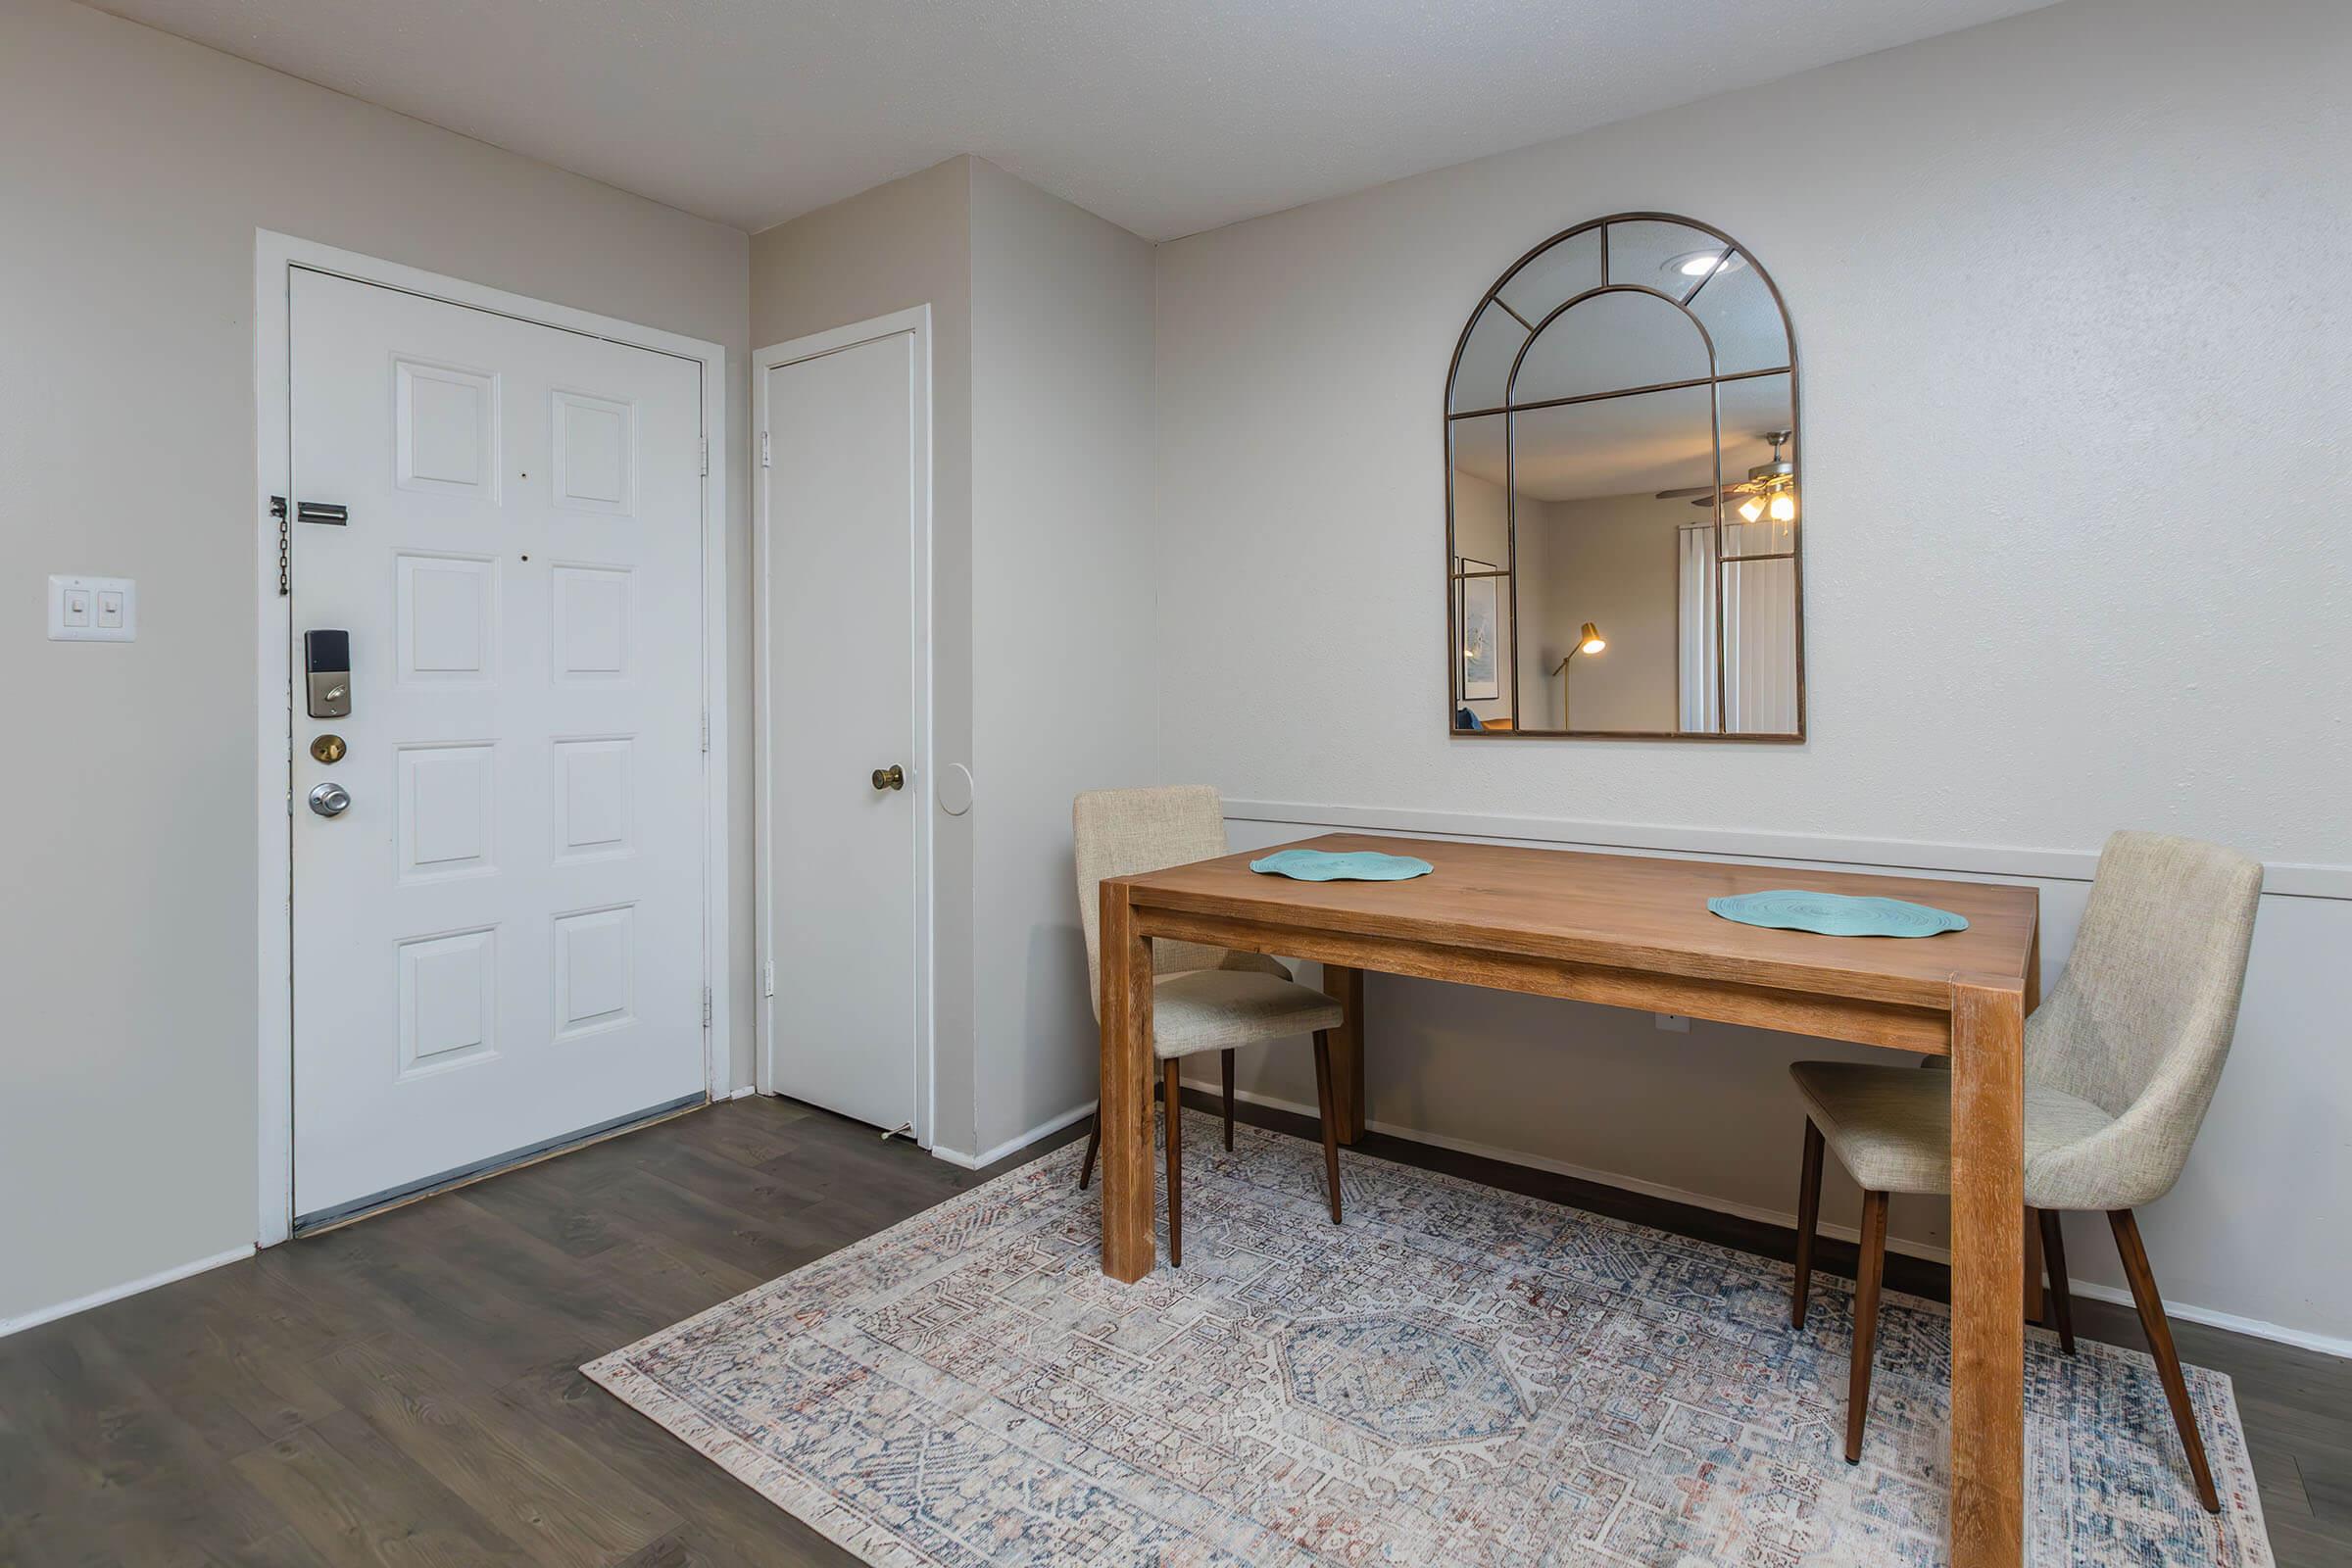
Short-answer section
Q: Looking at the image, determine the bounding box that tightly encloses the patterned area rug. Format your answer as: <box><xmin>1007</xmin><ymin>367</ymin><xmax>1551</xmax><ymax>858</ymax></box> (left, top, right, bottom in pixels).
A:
<box><xmin>585</xmin><ymin>1114</ymin><xmax>2271</xmax><ymax>1566</ymax></box>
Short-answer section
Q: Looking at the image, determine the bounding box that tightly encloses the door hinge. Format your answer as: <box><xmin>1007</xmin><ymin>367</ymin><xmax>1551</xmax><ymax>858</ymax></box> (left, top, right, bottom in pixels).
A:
<box><xmin>761</xmin><ymin>960</ymin><xmax>775</xmax><ymax>998</ymax></box>
<box><xmin>702</xmin><ymin>987</ymin><xmax>713</xmax><ymax>1027</ymax></box>
<box><xmin>701</xmin><ymin>710</ymin><xmax>710</xmax><ymax>752</ymax></box>
<box><xmin>760</xmin><ymin>430</ymin><xmax>771</xmax><ymax>468</ymax></box>
<box><xmin>698</xmin><ymin>437</ymin><xmax>710</xmax><ymax>476</ymax></box>
<box><xmin>271</xmin><ymin>496</ymin><xmax>290</xmax><ymax>597</ymax></box>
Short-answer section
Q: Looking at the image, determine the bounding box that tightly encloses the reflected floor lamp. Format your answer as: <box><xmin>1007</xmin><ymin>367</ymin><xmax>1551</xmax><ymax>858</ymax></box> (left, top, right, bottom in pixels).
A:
<box><xmin>1549</xmin><ymin>622</ymin><xmax>1606</xmax><ymax>728</ymax></box>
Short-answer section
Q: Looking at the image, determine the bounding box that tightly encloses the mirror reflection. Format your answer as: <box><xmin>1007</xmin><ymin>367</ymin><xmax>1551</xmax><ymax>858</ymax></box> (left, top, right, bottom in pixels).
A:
<box><xmin>1445</xmin><ymin>215</ymin><xmax>1803</xmax><ymax>739</ymax></box>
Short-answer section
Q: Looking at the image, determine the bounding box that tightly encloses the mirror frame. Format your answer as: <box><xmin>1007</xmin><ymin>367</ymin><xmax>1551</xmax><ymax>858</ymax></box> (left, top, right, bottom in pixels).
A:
<box><xmin>1444</xmin><ymin>212</ymin><xmax>1804</xmax><ymax>742</ymax></box>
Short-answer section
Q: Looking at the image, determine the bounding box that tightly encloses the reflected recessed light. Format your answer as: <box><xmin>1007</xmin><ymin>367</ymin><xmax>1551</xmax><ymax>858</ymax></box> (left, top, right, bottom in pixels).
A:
<box><xmin>1665</xmin><ymin>249</ymin><xmax>1745</xmax><ymax>280</ymax></box>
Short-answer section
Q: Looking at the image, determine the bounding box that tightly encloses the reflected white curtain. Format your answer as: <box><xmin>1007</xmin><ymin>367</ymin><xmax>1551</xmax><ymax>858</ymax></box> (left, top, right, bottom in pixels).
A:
<box><xmin>1677</xmin><ymin>523</ymin><xmax>1717</xmax><ymax>731</ymax></box>
<box><xmin>1722</xmin><ymin>517</ymin><xmax>1797</xmax><ymax>733</ymax></box>
<box><xmin>1682</xmin><ymin>518</ymin><xmax>1797</xmax><ymax>733</ymax></box>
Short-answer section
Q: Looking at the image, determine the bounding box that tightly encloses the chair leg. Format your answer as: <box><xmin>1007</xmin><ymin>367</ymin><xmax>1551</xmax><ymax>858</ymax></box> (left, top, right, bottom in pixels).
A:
<box><xmin>1792</xmin><ymin>1119</ymin><xmax>1825</xmax><ymax>1328</ymax></box>
<box><xmin>1077</xmin><ymin>1112</ymin><xmax>1099</xmax><ymax>1192</ymax></box>
<box><xmin>2110</xmin><ymin>1209</ymin><xmax>2219</xmax><ymax>1513</ymax></box>
<box><xmin>2038</xmin><ymin>1208</ymin><xmax>2077</xmax><ymax>1354</ymax></box>
<box><xmin>1163</xmin><ymin>1059</ymin><xmax>1184</xmax><ymax>1267</ymax></box>
<box><xmin>1310</xmin><ymin>1030</ymin><xmax>1343</xmax><ymax>1224</ymax></box>
<box><xmin>1222</xmin><ymin>1049</ymin><xmax>1236</xmax><ymax>1152</ymax></box>
<box><xmin>1845</xmin><ymin>1190</ymin><xmax>1889</xmax><ymax>1464</ymax></box>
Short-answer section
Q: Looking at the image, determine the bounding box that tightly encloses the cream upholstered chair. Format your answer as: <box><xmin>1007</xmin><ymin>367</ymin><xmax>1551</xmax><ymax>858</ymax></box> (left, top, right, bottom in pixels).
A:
<box><xmin>1787</xmin><ymin>830</ymin><xmax>2261</xmax><ymax>1510</ymax></box>
<box><xmin>1071</xmin><ymin>786</ymin><xmax>1346</xmax><ymax>1265</ymax></box>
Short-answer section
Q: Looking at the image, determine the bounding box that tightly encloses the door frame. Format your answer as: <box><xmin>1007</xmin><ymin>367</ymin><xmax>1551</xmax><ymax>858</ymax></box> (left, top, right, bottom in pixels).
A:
<box><xmin>752</xmin><ymin>307</ymin><xmax>935</xmax><ymax>1149</ymax></box>
<box><xmin>252</xmin><ymin>232</ymin><xmax>732</xmax><ymax>1247</ymax></box>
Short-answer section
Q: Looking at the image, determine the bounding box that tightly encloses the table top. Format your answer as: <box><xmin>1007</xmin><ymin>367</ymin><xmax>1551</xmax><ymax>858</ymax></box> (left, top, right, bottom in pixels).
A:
<box><xmin>1114</xmin><ymin>832</ymin><xmax>2038</xmax><ymax>1010</ymax></box>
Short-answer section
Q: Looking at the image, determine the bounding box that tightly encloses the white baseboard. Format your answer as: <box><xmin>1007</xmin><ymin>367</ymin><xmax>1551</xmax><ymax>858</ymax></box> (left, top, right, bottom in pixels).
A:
<box><xmin>1222</xmin><ymin>799</ymin><xmax>2352</xmax><ymax>903</ymax></box>
<box><xmin>931</xmin><ymin>1099</ymin><xmax>1098</xmax><ymax>1171</ymax></box>
<box><xmin>2060</xmin><ymin>1282</ymin><xmax>2352</xmax><ymax>1360</ymax></box>
<box><xmin>1193</xmin><ymin>1080</ymin><xmax>2352</xmax><ymax>1361</ymax></box>
<box><xmin>725</xmin><ymin>1083</ymin><xmax>759</xmax><ymax>1101</ymax></box>
<box><xmin>1</xmin><ymin>1245</ymin><xmax>255</xmax><ymax>1341</ymax></box>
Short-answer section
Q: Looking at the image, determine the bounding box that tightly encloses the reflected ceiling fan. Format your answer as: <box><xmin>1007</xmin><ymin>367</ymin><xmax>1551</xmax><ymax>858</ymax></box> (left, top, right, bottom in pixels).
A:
<box><xmin>1656</xmin><ymin>429</ymin><xmax>1797</xmax><ymax>522</ymax></box>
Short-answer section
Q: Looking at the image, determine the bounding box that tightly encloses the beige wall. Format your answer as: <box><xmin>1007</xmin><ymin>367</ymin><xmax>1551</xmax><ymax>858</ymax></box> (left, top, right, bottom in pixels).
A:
<box><xmin>1521</xmin><ymin>493</ymin><xmax>1681</xmax><ymax>733</ymax></box>
<box><xmin>968</xmin><ymin>160</ymin><xmax>1157</xmax><ymax>1156</ymax></box>
<box><xmin>1158</xmin><ymin>0</ymin><xmax>2352</xmax><ymax>1344</ymax></box>
<box><xmin>0</xmin><ymin>0</ymin><xmax>750</xmax><ymax>1326</ymax></box>
<box><xmin>1447</xmin><ymin>470</ymin><xmax>1514</xmax><ymax>726</ymax></box>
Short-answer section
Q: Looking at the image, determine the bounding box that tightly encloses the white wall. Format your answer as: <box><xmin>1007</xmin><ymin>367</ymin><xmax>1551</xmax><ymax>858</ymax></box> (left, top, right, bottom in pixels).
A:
<box><xmin>1155</xmin><ymin>0</ymin><xmax>2352</xmax><ymax>1348</ymax></box>
<box><xmin>968</xmin><ymin>162</ymin><xmax>1159</xmax><ymax>1158</ymax></box>
<box><xmin>0</xmin><ymin>0</ymin><xmax>751</xmax><ymax>1330</ymax></box>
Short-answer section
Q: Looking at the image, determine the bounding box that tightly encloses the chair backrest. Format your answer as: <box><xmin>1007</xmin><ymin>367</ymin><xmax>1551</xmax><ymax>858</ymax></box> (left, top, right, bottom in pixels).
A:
<box><xmin>1073</xmin><ymin>785</ymin><xmax>1233</xmax><ymax>1013</ymax></box>
<box><xmin>2028</xmin><ymin>829</ymin><xmax>2262</xmax><ymax>1199</ymax></box>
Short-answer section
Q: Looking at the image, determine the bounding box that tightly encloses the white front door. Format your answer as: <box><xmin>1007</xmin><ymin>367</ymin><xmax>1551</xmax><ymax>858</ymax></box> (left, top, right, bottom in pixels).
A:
<box><xmin>289</xmin><ymin>268</ymin><xmax>708</xmax><ymax>1228</ymax></box>
<box><xmin>761</xmin><ymin>325</ymin><xmax>925</xmax><ymax>1134</ymax></box>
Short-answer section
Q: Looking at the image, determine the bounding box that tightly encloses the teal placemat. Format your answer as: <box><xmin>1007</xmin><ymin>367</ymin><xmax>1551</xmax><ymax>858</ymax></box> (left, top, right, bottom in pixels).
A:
<box><xmin>1250</xmin><ymin>849</ymin><xmax>1434</xmax><ymax>882</ymax></box>
<box><xmin>1708</xmin><ymin>890</ymin><xmax>1968</xmax><ymax>937</ymax></box>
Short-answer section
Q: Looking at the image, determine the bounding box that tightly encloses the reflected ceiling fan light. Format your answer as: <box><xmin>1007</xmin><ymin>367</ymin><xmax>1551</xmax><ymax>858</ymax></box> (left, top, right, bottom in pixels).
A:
<box><xmin>1769</xmin><ymin>492</ymin><xmax>1797</xmax><ymax>523</ymax></box>
<box><xmin>1665</xmin><ymin>248</ymin><xmax>1745</xmax><ymax>280</ymax></box>
<box><xmin>1738</xmin><ymin>495</ymin><xmax>1766</xmax><ymax>523</ymax></box>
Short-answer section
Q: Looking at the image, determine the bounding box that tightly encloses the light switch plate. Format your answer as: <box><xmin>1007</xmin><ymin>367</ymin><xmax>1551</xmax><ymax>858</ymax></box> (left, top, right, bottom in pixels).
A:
<box><xmin>49</xmin><ymin>575</ymin><xmax>136</xmax><ymax>642</ymax></box>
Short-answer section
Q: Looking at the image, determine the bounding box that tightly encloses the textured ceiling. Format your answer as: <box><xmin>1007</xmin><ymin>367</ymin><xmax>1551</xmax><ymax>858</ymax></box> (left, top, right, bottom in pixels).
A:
<box><xmin>92</xmin><ymin>0</ymin><xmax>2058</xmax><ymax>240</ymax></box>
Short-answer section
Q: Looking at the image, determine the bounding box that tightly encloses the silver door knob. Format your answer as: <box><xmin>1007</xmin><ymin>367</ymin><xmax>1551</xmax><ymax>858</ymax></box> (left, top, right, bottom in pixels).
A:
<box><xmin>308</xmin><ymin>781</ymin><xmax>352</xmax><ymax>817</ymax></box>
<box><xmin>871</xmin><ymin>764</ymin><xmax>905</xmax><ymax>792</ymax></box>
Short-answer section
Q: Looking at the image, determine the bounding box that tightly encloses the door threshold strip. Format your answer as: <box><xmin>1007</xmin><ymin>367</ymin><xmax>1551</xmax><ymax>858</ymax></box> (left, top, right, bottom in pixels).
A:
<box><xmin>292</xmin><ymin>1092</ymin><xmax>708</xmax><ymax>1236</ymax></box>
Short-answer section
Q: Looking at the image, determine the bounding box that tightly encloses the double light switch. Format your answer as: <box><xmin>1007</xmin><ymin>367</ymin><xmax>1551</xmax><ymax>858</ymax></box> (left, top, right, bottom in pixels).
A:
<box><xmin>47</xmin><ymin>575</ymin><xmax>136</xmax><ymax>642</ymax></box>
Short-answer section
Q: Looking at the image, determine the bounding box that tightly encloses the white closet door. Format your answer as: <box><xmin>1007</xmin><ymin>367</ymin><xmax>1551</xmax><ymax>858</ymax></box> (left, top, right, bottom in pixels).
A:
<box><xmin>761</xmin><ymin>330</ymin><xmax>921</xmax><ymax>1133</ymax></box>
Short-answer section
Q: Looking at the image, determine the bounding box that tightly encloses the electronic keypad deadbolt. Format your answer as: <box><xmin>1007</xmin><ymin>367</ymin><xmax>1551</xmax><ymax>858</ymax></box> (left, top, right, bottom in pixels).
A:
<box><xmin>304</xmin><ymin>629</ymin><xmax>352</xmax><ymax>718</ymax></box>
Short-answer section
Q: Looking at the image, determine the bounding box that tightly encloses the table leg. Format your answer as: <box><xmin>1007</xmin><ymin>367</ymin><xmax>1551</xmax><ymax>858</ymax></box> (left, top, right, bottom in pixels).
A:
<box><xmin>1099</xmin><ymin>880</ymin><xmax>1155</xmax><ymax>1282</ymax></box>
<box><xmin>1318</xmin><ymin>962</ymin><xmax>1366</xmax><ymax>1145</ymax></box>
<box><xmin>1949</xmin><ymin>975</ymin><xmax>2026</xmax><ymax>1568</ymax></box>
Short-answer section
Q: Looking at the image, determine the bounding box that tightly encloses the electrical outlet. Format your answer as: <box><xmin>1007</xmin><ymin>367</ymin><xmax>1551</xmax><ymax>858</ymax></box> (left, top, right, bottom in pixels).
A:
<box><xmin>49</xmin><ymin>575</ymin><xmax>135</xmax><ymax>642</ymax></box>
<box><xmin>1653</xmin><ymin>1013</ymin><xmax>1690</xmax><ymax>1032</ymax></box>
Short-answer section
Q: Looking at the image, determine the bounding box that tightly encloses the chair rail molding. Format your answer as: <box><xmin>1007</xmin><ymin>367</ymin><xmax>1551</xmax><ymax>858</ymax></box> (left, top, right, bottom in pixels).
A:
<box><xmin>1220</xmin><ymin>800</ymin><xmax>2352</xmax><ymax>903</ymax></box>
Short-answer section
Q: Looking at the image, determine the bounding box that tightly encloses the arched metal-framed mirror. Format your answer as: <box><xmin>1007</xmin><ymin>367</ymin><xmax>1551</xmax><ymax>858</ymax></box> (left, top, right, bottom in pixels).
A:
<box><xmin>1445</xmin><ymin>213</ymin><xmax>1803</xmax><ymax>741</ymax></box>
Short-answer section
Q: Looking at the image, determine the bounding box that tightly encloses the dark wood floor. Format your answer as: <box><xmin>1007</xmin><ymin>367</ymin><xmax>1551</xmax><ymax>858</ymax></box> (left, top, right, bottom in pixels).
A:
<box><xmin>4</xmin><ymin>1093</ymin><xmax>2345</xmax><ymax>1566</ymax></box>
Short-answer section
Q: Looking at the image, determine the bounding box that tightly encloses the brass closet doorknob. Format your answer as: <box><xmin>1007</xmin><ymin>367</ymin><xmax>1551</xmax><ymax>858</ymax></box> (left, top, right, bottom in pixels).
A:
<box><xmin>871</xmin><ymin>764</ymin><xmax>905</xmax><ymax>792</ymax></box>
<box><xmin>310</xmin><ymin>734</ymin><xmax>347</xmax><ymax>763</ymax></box>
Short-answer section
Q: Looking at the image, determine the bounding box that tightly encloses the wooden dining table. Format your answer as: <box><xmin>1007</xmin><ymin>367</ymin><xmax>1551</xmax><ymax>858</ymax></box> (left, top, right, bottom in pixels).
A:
<box><xmin>1096</xmin><ymin>831</ymin><xmax>2041</xmax><ymax>1568</ymax></box>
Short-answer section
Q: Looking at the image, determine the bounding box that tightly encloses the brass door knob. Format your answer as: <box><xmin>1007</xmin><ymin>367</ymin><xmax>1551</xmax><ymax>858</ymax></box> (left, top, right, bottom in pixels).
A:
<box><xmin>871</xmin><ymin>764</ymin><xmax>905</xmax><ymax>792</ymax></box>
<box><xmin>310</xmin><ymin>734</ymin><xmax>347</xmax><ymax>763</ymax></box>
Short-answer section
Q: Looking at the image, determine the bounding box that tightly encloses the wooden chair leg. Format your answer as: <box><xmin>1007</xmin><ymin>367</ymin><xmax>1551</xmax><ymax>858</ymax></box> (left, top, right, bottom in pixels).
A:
<box><xmin>1792</xmin><ymin>1119</ymin><xmax>1825</xmax><ymax>1328</ymax></box>
<box><xmin>1163</xmin><ymin>1059</ymin><xmax>1184</xmax><ymax>1267</ymax></box>
<box><xmin>2023</xmin><ymin>1200</ymin><xmax>2048</xmax><ymax>1327</ymax></box>
<box><xmin>1846</xmin><ymin>1190</ymin><xmax>1888</xmax><ymax>1464</ymax></box>
<box><xmin>1310</xmin><ymin>1030</ymin><xmax>1343</xmax><ymax>1224</ymax></box>
<box><xmin>2038</xmin><ymin>1208</ymin><xmax>2077</xmax><ymax>1354</ymax></box>
<box><xmin>2110</xmin><ymin>1209</ymin><xmax>2219</xmax><ymax>1513</ymax></box>
<box><xmin>1221</xmin><ymin>1049</ymin><xmax>1236</xmax><ymax>1152</ymax></box>
<box><xmin>1077</xmin><ymin>1112</ymin><xmax>1100</xmax><ymax>1192</ymax></box>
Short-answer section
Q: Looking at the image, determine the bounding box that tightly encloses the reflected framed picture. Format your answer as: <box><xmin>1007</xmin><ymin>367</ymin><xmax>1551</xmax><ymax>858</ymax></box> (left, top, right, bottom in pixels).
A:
<box><xmin>1456</xmin><ymin>557</ymin><xmax>1500</xmax><ymax>702</ymax></box>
